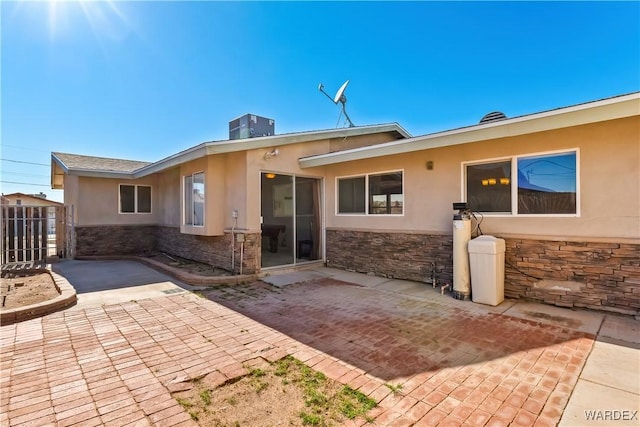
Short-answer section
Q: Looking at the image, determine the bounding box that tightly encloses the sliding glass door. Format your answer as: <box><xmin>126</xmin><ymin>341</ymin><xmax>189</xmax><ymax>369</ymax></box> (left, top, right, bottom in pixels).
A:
<box><xmin>260</xmin><ymin>173</ymin><xmax>321</xmax><ymax>268</ymax></box>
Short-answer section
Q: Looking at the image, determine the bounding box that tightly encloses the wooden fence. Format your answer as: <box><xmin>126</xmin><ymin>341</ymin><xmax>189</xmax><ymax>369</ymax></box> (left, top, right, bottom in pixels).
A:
<box><xmin>1</xmin><ymin>204</ymin><xmax>73</xmax><ymax>265</ymax></box>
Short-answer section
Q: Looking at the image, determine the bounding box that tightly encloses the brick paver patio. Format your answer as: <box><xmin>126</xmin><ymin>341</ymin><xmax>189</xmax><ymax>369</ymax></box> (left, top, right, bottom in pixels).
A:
<box><xmin>206</xmin><ymin>278</ymin><xmax>594</xmax><ymax>426</ymax></box>
<box><xmin>1</xmin><ymin>277</ymin><xmax>594</xmax><ymax>426</ymax></box>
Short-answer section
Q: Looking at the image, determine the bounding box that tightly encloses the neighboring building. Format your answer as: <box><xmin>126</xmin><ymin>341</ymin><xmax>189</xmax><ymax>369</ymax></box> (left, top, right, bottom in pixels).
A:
<box><xmin>50</xmin><ymin>94</ymin><xmax>640</xmax><ymax>315</ymax></box>
<box><xmin>1</xmin><ymin>192</ymin><xmax>61</xmax><ymax>207</ymax></box>
<box><xmin>1</xmin><ymin>192</ymin><xmax>63</xmax><ymax>236</ymax></box>
<box><xmin>1</xmin><ymin>193</ymin><xmax>64</xmax><ymax>261</ymax></box>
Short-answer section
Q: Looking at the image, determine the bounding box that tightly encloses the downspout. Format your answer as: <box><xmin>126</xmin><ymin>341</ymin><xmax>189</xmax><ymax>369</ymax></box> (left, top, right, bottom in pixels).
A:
<box><xmin>240</xmin><ymin>240</ymin><xmax>244</xmax><ymax>276</ymax></box>
<box><xmin>231</xmin><ymin>215</ymin><xmax>237</xmax><ymax>273</ymax></box>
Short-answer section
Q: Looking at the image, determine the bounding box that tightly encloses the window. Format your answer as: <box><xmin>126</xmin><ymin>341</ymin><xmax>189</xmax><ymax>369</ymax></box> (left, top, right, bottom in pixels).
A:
<box><xmin>338</xmin><ymin>177</ymin><xmax>365</xmax><ymax>213</ymax></box>
<box><xmin>184</xmin><ymin>172</ymin><xmax>205</xmax><ymax>226</ymax></box>
<box><xmin>119</xmin><ymin>185</ymin><xmax>151</xmax><ymax>214</ymax></box>
<box><xmin>517</xmin><ymin>152</ymin><xmax>577</xmax><ymax>214</ymax></box>
<box><xmin>337</xmin><ymin>171</ymin><xmax>403</xmax><ymax>215</ymax></box>
<box><xmin>464</xmin><ymin>150</ymin><xmax>578</xmax><ymax>215</ymax></box>
<box><xmin>369</xmin><ymin>172</ymin><xmax>403</xmax><ymax>214</ymax></box>
<box><xmin>466</xmin><ymin>161</ymin><xmax>512</xmax><ymax>213</ymax></box>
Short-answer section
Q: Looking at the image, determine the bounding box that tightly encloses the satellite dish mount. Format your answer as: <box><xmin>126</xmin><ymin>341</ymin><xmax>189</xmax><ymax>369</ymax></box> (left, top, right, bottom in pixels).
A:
<box><xmin>318</xmin><ymin>80</ymin><xmax>355</xmax><ymax>127</ymax></box>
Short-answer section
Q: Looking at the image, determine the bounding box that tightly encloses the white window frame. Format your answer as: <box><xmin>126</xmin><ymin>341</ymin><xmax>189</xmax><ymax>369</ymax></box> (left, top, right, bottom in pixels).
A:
<box><xmin>462</xmin><ymin>148</ymin><xmax>580</xmax><ymax>217</ymax></box>
<box><xmin>118</xmin><ymin>184</ymin><xmax>152</xmax><ymax>214</ymax></box>
<box><xmin>183</xmin><ymin>171</ymin><xmax>205</xmax><ymax>227</ymax></box>
<box><xmin>336</xmin><ymin>169</ymin><xmax>405</xmax><ymax>216</ymax></box>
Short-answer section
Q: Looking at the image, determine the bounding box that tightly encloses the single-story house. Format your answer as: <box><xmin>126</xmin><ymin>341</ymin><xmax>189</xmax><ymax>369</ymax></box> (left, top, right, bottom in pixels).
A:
<box><xmin>50</xmin><ymin>93</ymin><xmax>639</xmax><ymax>315</ymax></box>
<box><xmin>1</xmin><ymin>192</ymin><xmax>62</xmax><ymax>207</ymax></box>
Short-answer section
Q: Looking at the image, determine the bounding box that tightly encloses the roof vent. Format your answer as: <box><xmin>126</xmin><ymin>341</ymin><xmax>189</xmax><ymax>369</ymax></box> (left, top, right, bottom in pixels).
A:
<box><xmin>479</xmin><ymin>111</ymin><xmax>507</xmax><ymax>124</ymax></box>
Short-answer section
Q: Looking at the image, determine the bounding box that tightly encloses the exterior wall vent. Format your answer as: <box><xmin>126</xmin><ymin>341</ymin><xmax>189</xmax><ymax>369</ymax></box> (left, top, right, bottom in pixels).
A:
<box><xmin>229</xmin><ymin>114</ymin><xmax>275</xmax><ymax>140</ymax></box>
<box><xmin>479</xmin><ymin>111</ymin><xmax>507</xmax><ymax>124</ymax></box>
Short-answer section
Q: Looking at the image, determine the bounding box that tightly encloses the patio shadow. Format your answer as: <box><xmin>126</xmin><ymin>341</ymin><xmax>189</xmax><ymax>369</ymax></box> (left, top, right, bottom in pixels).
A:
<box><xmin>206</xmin><ymin>277</ymin><xmax>593</xmax><ymax>382</ymax></box>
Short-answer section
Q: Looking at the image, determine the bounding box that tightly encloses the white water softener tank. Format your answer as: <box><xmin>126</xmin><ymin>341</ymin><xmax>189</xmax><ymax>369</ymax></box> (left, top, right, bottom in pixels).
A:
<box><xmin>452</xmin><ymin>203</ymin><xmax>472</xmax><ymax>300</ymax></box>
<box><xmin>468</xmin><ymin>235</ymin><xmax>506</xmax><ymax>306</ymax></box>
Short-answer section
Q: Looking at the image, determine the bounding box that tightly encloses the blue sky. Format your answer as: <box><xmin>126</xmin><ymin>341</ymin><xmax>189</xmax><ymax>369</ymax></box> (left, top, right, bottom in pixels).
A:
<box><xmin>1</xmin><ymin>1</ymin><xmax>638</xmax><ymax>203</ymax></box>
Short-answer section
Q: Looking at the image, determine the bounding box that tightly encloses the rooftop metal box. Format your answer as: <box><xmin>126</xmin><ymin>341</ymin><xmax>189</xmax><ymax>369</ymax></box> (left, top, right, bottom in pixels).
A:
<box><xmin>229</xmin><ymin>114</ymin><xmax>275</xmax><ymax>140</ymax></box>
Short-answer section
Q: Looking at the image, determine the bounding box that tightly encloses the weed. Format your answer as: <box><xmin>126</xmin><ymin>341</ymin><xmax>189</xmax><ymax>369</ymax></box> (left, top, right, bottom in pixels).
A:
<box><xmin>274</xmin><ymin>356</ymin><xmax>293</xmax><ymax>376</ymax></box>
<box><xmin>384</xmin><ymin>383</ymin><xmax>403</xmax><ymax>395</ymax></box>
<box><xmin>172</xmin><ymin>355</ymin><xmax>377</xmax><ymax>426</ymax></box>
<box><xmin>337</xmin><ymin>386</ymin><xmax>377</xmax><ymax>419</ymax></box>
<box><xmin>339</xmin><ymin>400</ymin><xmax>357</xmax><ymax>419</ymax></box>
<box><xmin>299</xmin><ymin>411</ymin><xmax>322</xmax><ymax>426</ymax></box>
<box><xmin>199</xmin><ymin>389</ymin><xmax>211</xmax><ymax>405</ymax></box>
<box><xmin>254</xmin><ymin>380</ymin><xmax>268</xmax><ymax>393</ymax></box>
<box><xmin>249</xmin><ymin>367</ymin><xmax>266</xmax><ymax>377</ymax></box>
<box><xmin>305</xmin><ymin>389</ymin><xmax>328</xmax><ymax>407</ymax></box>
<box><xmin>176</xmin><ymin>398</ymin><xmax>192</xmax><ymax>409</ymax></box>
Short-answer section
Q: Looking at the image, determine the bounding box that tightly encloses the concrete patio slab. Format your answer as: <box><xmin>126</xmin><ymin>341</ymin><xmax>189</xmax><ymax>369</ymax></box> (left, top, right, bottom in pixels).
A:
<box><xmin>52</xmin><ymin>260</ymin><xmax>190</xmax><ymax>293</ymax></box>
<box><xmin>580</xmin><ymin>340</ymin><xmax>640</xmax><ymax>395</ymax></box>
<box><xmin>260</xmin><ymin>270</ymin><xmax>327</xmax><ymax>288</ymax></box>
<box><xmin>559</xmin><ymin>380</ymin><xmax>640</xmax><ymax>426</ymax></box>
<box><xmin>51</xmin><ymin>260</ymin><xmax>204</xmax><ymax>309</ymax></box>
<box><xmin>502</xmin><ymin>300</ymin><xmax>605</xmax><ymax>335</ymax></box>
<box><xmin>598</xmin><ymin>314</ymin><xmax>640</xmax><ymax>344</ymax></box>
<box><xmin>318</xmin><ymin>267</ymin><xmax>393</xmax><ymax>287</ymax></box>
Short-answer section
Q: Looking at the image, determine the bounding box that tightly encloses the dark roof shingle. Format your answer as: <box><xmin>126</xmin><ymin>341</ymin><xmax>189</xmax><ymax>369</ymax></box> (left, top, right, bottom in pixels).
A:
<box><xmin>53</xmin><ymin>152</ymin><xmax>151</xmax><ymax>173</ymax></box>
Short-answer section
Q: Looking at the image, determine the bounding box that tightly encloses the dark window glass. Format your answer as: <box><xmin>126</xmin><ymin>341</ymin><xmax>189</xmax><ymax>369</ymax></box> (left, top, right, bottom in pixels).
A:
<box><xmin>137</xmin><ymin>186</ymin><xmax>152</xmax><ymax>213</ymax></box>
<box><xmin>466</xmin><ymin>161</ymin><xmax>512</xmax><ymax>213</ymax></box>
<box><xmin>338</xmin><ymin>177</ymin><xmax>365</xmax><ymax>213</ymax></box>
<box><xmin>120</xmin><ymin>185</ymin><xmax>135</xmax><ymax>213</ymax></box>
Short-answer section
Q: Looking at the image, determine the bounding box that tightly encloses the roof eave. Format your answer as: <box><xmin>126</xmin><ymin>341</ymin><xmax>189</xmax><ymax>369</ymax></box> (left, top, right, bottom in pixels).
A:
<box><xmin>66</xmin><ymin>169</ymin><xmax>136</xmax><ymax>179</ymax></box>
<box><xmin>51</xmin><ymin>153</ymin><xmax>67</xmax><ymax>189</ymax></box>
<box><xmin>299</xmin><ymin>93</ymin><xmax>640</xmax><ymax>168</ymax></box>
<box><xmin>134</xmin><ymin>123</ymin><xmax>410</xmax><ymax>178</ymax></box>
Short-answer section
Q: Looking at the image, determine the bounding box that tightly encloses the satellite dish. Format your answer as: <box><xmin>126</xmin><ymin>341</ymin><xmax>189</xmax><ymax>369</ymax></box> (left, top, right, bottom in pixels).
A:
<box><xmin>334</xmin><ymin>80</ymin><xmax>350</xmax><ymax>104</ymax></box>
<box><xmin>318</xmin><ymin>80</ymin><xmax>355</xmax><ymax>127</ymax></box>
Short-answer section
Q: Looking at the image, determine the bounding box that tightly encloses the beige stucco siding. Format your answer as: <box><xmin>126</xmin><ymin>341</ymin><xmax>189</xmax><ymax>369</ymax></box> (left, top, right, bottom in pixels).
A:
<box><xmin>73</xmin><ymin>176</ymin><xmax>159</xmax><ymax>226</ymax></box>
<box><xmin>243</xmin><ymin>138</ymin><xmax>339</xmax><ymax>231</ymax></box>
<box><xmin>179</xmin><ymin>156</ymin><xmax>226</xmax><ymax>235</ymax></box>
<box><xmin>225</xmin><ymin>151</ymin><xmax>249</xmax><ymax>230</ymax></box>
<box><xmin>156</xmin><ymin>167</ymin><xmax>180</xmax><ymax>227</ymax></box>
<box><xmin>321</xmin><ymin>117</ymin><xmax>639</xmax><ymax>241</ymax></box>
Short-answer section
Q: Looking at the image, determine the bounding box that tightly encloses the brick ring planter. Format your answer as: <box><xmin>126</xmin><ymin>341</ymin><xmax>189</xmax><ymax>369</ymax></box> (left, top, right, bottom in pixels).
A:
<box><xmin>0</xmin><ymin>267</ymin><xmax>77</xmax><ymax>326</ymax></box>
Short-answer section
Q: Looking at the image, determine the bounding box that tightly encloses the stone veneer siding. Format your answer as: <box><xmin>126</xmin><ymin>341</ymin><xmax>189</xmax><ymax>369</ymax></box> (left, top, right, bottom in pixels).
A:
<box><xmin>506</xmin><ymin>238</ymin><xmax>640</xmax><ymax>316</ymax></box>
<box><xmin>155</xmin><ymin>226</ymin><xmax>260</xmax><ymax>274</ymax></box>
<box><xmin>75</xmin><ymin>225</ymin><xmax>156</xmax><ymax>256</ymax></box>
<box><xmin>326</xmin><ymin>229</ymin><xmax>453</xmax><ymax>284</ymax></box>
<box><xmin>74</xmin><ymin>225</ymin><xmax>261</xmax><ymax>274</ymax></box>
<box><xmin>326</xmin><ymin>229</ymin><xmax>640</xmax><ymax>316</ymax></box>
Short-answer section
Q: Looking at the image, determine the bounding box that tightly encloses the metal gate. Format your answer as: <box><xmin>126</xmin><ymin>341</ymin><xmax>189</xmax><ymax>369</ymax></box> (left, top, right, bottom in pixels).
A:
<box><xmin>1</xmin><ymin>204</ymin><xmax>74</xmax><ymax>265</ymax></box>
